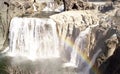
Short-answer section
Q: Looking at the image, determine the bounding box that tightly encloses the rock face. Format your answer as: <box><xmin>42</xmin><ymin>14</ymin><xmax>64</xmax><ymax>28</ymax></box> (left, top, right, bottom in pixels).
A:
<box><xmin>99</xmin><ymin>46</ymin><xmax>120</xmax><ymax>74</ymax></box>
<box><xmin>0</xmin><ymin>0</ymin><xmax>120</xmax><ymax>73</ymax></box>
<box><xmin>0</xmin><ymin>0</ymin><xmax>47</xmax><ymax>51</ymax></box>
<box><xmin>50</xmin><ymin>10</ymin><xmax>99</xmax><ymax>42</ymax></box>
<box><xmin>63</xmin><ymin>0</ymin><xmax>96</xmax><ymax>10</ymax></box>
<box><xmin>98</xmin><ymin>8</ymin><xmax>120</xmax><ymax>74</ymax></box>
<box><xmin>0</xmin><ymin>0</ymin><xmax>65</xmax><ymax>51</ymax></box>
<box><xmin>50</xmin><ymin>8</ymin><xmax>120</xmax><ymax>72</ymax></box>
<box><xmin>50</xmin><ymin>11</ymin><xmax>99</xmax><ymax>65</ymax></box>
<box><xmin>0</xmin><ymin>0</ymin><xmax>10</xmax><ymax>51</ymax></box>
<box><xmin>98</xmin><ymin>2</ymin><xmax>114</xmax><ymax>13</ymax></box>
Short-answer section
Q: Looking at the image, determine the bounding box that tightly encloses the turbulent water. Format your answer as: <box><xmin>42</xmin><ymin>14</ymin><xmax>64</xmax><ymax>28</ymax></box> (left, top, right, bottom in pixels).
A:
<box><xmin>8</xmin><ymin>17</ymin><xmax>59</xmax><ymax>60</ymax></box>
<box><xmin>0</xmin><ymin>16</ymin><xmax>102</xmax><ymax>74</ymax></box>
<box><xmin>63</xmin><ymin>24</ymin><xmax>101</xmax><ymax>74</ymax></box>
<box><xmin>40</xmin><ymin>0</ymin><xmax>55</xmax><ymax>12</ymax></box>
<box><xmin>69</xmin><ymin>25</ymin><xmax>99</xmax><ymax>67</ymax></box>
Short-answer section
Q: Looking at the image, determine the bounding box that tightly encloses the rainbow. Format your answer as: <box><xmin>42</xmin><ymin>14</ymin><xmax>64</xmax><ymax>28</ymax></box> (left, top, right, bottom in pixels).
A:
<box><xmin>60</xmin><ymin>36</ymin><xmax>100</xmax><ymax>74</ymax></box>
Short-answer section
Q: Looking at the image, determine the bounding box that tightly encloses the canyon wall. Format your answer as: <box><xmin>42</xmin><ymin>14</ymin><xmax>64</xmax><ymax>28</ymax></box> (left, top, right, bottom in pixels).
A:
<box><xmin>0</xmin><ymin>0</ymin><xmax>120</xmax><ymax>73</ymax></box>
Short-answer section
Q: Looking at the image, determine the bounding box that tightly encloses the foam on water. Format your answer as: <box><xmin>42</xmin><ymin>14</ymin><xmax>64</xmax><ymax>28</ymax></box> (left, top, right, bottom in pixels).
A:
<box><xmin>8</xmin><ymin>17</ymin><xmax>59</xmax><ymax>60</ymax></box>
<box><xmin>63</xmin><ymin>23</ymin><xmax>100</xmax><ymax>74</ymax></box>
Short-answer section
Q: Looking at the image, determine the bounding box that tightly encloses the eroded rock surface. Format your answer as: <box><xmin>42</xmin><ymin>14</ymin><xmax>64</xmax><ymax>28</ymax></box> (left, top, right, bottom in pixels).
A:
<box><xmin>0</xmin><ymin>0</ymin><xmax>120</xmax><ymax>73</ymax></box>
<box><xmin>50</xmin><ymin>8</ymin><xmax>120</xmax><ymax>73</ymax></box>
<box><xmin>0</xmin><ymin>0</ymin><xmax>47</xmax><ymax>51</ymax></box>
<box><xmin>63</xmin><ymin>0</ymin><xmax>96</xmax><ymax>10</ymax></box>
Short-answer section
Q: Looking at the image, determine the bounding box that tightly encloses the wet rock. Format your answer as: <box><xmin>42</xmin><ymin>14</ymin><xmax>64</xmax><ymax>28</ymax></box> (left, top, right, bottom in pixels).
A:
<box><xmin>63</xmin><ymin>0</ymin><xmax>96</xmax><ymax>10</ymax></box>
<box><xmin>93</xmin><ymin>9</ymin><xmax>120</xmax><ymax>68</ymax></box>
<box><xmin>50</xmin><ymin>9</ymin><xmax>120</xmax><ymax>71</ymax></box>
<box><xmin>113</xmin><ymin>0</ymin><xmax>120</xmax><ymax>5</ymax></box>
<box><xmin>106</xmin><ymin>34</ymin><xmax>119</xmax><ymax>58</ymax></box>
<box><xmin>0</xmin><ymin>0</ymin><xmax>47</xmax><ymax>51</ymax></box>
<box><xmin>91</xmin><ymin>27</ymin><xmax>117</xmax><ymax>67</ymax></box>
<box><xmin>9</xmin><ymin>0</ymin><xmax>33</xmax><ymax>17</ymax></box>
<box><xmin>99</xmin><ymin>46</ymin><xmax>120</xmax><ymax>74</ymax></box>
<box><xmin>0</xmin><ymin>1</ymin><xmax>120</xmax><ymax>73</ymax></box>
<box><xmin>50</xmin><ymin>10</ymin><xmax>98</xmax><ymax>42</ymax></box>
<box><xmin>50</xmin><ymin>10</ymin><xmax>99</xmax><ymax>61</ymax></box>
<box><xmin>113</xmin><ymin>9</ymin><xmax>120</xmax><ymax>40</ymax></box>
<box><xmin>98</xmin><ymin>2</ymin><xmax>114</xmax><ymax>13</ymax></box>
<box><xmin>0</xmin><ymin>0</ymin><xmax>10</xmax><ymax>51</ymax></box>
<box><xmin>115</xmin><ymin>9</ymin><xmax>120</xmax><ymax>17</ymax></box>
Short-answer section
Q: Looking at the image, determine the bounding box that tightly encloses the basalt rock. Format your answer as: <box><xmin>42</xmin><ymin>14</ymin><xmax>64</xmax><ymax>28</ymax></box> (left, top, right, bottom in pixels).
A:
<box><xmin>50</xmin><ymin>10</ymin><xmax>99</xmax><ymax>60</ymax></box>
<box><xmin>96</xmin><ymin>9</ymin><xmax>120</xmax><ymax>72</ymax></box>
<box><xmin>0</xmin><ymin>0</ymin><xmax>120</xmax><ymax>73</ymax></box>
<box><xmin>99</xmin><ymin>46</ymin><xmax>120</xmax><ymax>74</ymax></box>
<box><xmin>50</xmin><ymin>9</ymin><xmax>120</xmax><ymax>71</ymax></box>
<box><xmin>98</xmin><ymin>8</ymin><xmax>120</xmax><ymax>74</ymax></box>
<box><xmin>0</xmin><ymin>0</ymin><xmax>10</xmax><ymax>51</ymax></box>
<box><xmin>63</xmin><ymin>0</ymin><xmax>96</xmax><ymax>10</ymax></box>
<box><xmin>113</xmin><ymin>9</ymin><xmax>120</xmax><ymax>41</ymax></box>
<box><xmin>98</xmin><ymin>2</ymin><xmax>114</xmax><ymax>13</ymax></box>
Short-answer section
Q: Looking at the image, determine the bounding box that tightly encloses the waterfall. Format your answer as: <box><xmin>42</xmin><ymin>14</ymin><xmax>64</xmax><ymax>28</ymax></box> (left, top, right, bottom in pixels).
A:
<box><xmin>70</xmin><ymin>27</ymin><xmax>91</xmax><ymax>67</ymax></box>
<box><xmin>8</xmin><ymin>17</ymin><xmax>59</xmax><ymax>60</ymax></box>
<box><xmin>41</xmin><ymin>0</ymin><xmax>55</xmax><ymax>11</ymax></box>
<box><xmin>63</xmin><ymin>24</ymin><xmax>100</xmax><ymax>74</ymax></box>
<box><xmin>63</xmin><ymin>27</ymin><xmax>92</xmax><ymax>68</ymax></box>
<box><xmin>33</xmin><ymin>3</ymin><xmax>37</xmax><ymax>12</ymax></box>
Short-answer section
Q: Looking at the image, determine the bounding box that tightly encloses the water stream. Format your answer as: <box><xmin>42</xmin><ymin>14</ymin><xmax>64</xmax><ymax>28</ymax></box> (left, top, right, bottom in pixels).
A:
<box><xmin>0</xmin><ymin>9</ymin><xmax>101</xmax><ymax>74</ymax></box>
<box><xmin>0</xmin><ymin>16</ymin><xmax>102</xmax><ymax>74</ymax></box>
<box><xmin>8</xmin><ymin>17</ymin><xmax>59</xmax><ymax>60</ymax></box>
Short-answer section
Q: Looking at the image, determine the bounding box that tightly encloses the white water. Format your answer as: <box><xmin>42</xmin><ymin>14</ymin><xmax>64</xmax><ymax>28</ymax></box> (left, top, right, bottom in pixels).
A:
<box><xmin>8</xmin><ymin>17</ymin><xmax>59</xmax><ymax>60</ymax></box>
<box><xmin>63</xmin><ymin>27</ymin><xmax>92</xmax><ymax>68</ymax></box>
<box><xmin>78</xmin><ymin>49</ymin><xmax>101</xmax><ymax>74</ymax></box>
<box><xmin>42</xmin><ymin>2</ymin><xmax>54</xmax><ymax>11</ymax></box>
<box><xmin>63</xmin><ymin>24</ymin><xmax>100</xmax><ymax>74</ymax></box>
<box><xmin>33</xmin><ymin>3</ymin><xmax>37</xmax><ymax>12</ymax></box>
<box><xmin>55</xmin><ymin>5</ymin><xmax>64</xmax><ymax>12</ymax></box>
<box><xmin>40</xmin><ymin>0</ymin><xmax>54</xmax><ymax>12</ymax></box>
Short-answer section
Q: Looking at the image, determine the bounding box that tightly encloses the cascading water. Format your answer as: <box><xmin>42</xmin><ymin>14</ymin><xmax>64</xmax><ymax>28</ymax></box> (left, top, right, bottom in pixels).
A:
<box><xmin>40</xmin><ymin>0</ymin><xmax>55</xmax><ymax>11</ymax></box>
<box><xmin>63</xmin><ymin>27</ymin><xmax>92</xmax><ymax>68</ymax></box>
<box><xmin>63</xmin><ymin>24</ymin><xmax>101</xmax><ymax>74</ymax></box>
<box><xmin>8</xmin><ymin>17</ymin><xmax>59</xmax><ymax>60</ymax></box>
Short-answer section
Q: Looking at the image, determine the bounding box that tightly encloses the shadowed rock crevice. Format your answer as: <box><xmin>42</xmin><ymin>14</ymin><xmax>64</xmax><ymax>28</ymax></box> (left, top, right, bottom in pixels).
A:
<box><xmin>99</xmin><ymin>46</ymin><xmax>120</xmax><ymax>74</ymax></box>
<box><xmin>63</xmin><ymin>0</ymin><xmax>96</xmax><ymax>10</ymax></box>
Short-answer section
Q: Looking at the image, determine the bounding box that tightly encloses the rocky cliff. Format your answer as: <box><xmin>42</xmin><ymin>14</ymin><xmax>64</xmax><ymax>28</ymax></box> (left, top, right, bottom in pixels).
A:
<box><xmin>0</xmin><ymin>0</ymin><xmax>120</xmax><ymax>73</ymax></box>
<box><xmin>50</xmin><ymin>8</ymin><xmax>120</xmax><ymax>63</ymax></box>
<box><xmin>50</xmin><ymin>1</ymin><xmax>120</xmax><ymax>73</ymax></box>
<box><xmin>0</xmin><ymin>0</ymin><xmax>46</xmax><ymax>51</ymax></box>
